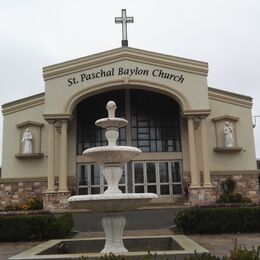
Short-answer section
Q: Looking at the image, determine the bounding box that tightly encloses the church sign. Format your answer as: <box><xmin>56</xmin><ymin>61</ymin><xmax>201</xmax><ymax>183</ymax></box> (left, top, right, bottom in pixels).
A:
<box><xmin>67</xmin><ymin>66</ymin><xmax>184</xmax><ymax>87</ymax></box>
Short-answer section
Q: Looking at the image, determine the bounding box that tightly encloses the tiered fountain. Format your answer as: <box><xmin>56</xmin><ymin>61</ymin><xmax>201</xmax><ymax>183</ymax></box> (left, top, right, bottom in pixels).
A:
<box><xmin>10</xmin><ymin>101</ymin><xmax>209</xmax><ymax>259</ymax></box>
<box><xmin>68</xmin><ymin>101</ymin><xmax>158</xmax><ymax>253</ymax></box>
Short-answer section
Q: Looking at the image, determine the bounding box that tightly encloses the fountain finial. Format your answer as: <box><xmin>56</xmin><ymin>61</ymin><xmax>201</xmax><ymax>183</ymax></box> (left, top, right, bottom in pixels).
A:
<box><xmin>106</xmin><ymin>101</ymin><xmax>117</xmax><ymax>118</ymax></box>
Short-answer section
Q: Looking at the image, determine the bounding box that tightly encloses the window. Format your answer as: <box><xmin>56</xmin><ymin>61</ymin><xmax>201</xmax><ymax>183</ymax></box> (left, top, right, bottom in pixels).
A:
<box><xmin>133</xmin><ymin>161</ymin><xmax>183</xmax><ymax>196</ymax></box>
<box><xmin>77</xmin><ymin>164</ymin><xmax>127</xmax><ymax>194</ymax></box>
<box><xmin>77</xmin><ymin>90</ymin><xmax>126</xmax><ymax>154</ymax></box>
<box><xmin>131</xmin><ymin>90</ymin><xmax>181</xmax><ymax>152</ymax></box>
<box><xmin>77</xmin><ymin>89</ymin><xmax>181</xmax><ymax>154</ymax></box>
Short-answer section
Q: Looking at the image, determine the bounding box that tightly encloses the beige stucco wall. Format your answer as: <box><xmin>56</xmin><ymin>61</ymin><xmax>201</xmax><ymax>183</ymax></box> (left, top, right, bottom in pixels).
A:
<box><xmin>180</xmin><ymin>116</ymin><xmax>190</xmax><ymax>175</ymax></box>
<box><xmin>43</xmin><ymin>48</ymin><xmax>210</xmax><ymax>117</ymax></box>
<box><xmin>44</xmin><ymin>60</ymin><xmax>209</xmax><ymax>115</ymax></box>
<box><xmin>207</xmin><ymin>97</ymin><xmax>256</xmax><ymax>171</ymax></box>
<box><xmin>2</xmin><ymin>104</ymin><xmax>48</xmax><ymax>178</ymax></box>
<box><xmin>67</xmin><ymin>112</ymin><xmax>77</xmax><ymax>177</ymax></box>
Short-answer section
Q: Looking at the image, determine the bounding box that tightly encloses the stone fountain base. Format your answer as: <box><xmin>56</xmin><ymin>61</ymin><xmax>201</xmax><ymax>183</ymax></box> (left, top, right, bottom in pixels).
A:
<box><xmin>9</xmin><ymin>235</ymin><xmax>209</xmax><ymax>260</ymax></box>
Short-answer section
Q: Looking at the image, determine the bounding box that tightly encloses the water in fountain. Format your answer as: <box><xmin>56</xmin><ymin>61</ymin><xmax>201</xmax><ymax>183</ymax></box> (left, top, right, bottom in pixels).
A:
<box><xmin>68</xmin><ymin>101</ymin><xmax>158</xmax><ymax>253</ymax></box>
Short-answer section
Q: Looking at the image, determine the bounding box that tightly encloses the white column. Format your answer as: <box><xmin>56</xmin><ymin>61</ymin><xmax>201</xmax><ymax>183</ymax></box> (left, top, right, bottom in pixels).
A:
<box><xmin>187</xmin><ymin>117</ymin><xmax>201</xmax><ymax>188</ymax></box>
<box><xmin>47</xmin><ymin>120</ymin><xmax>55</xmax><ymax>192</ymax></box>
<box><xmin>59</xmin><ymin>120</ymin><xmax>68</xmax><ymax>192</ymax></box>
<box><xmin>200</xmin><ymin>117</ymin><xmax>213</xmax><ymax>187</ymax></box>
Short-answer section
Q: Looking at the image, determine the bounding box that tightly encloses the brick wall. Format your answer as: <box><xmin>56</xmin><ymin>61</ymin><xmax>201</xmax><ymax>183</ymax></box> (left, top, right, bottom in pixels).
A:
<box><xmin>211</xmin><ymin>173</ymin><xmax>259</xmax><ymax>203</ymax></box>
<box><xmin>0</xmin><ymin>173</ymin><xmax>258</xmax><ymax>209</ymax></box>
<box><xmin>0</xmin><ymin>176</ymin><xmax>77</xmax><ymax>210</ymax></box>
<box><xmin>184</xmin><ymin>172</ymin><xmax>259</xmax><ymax>206</ymax></box>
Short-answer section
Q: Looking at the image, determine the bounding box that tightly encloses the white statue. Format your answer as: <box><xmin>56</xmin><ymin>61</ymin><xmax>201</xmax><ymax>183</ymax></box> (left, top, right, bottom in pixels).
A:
<box><xmin>21</xmin><ymin>128</ymin><xmax>33</xmax><ymax>154</ymax></box>
<box><xmin>224</xmin><ymin>122</ymin><xmax>234</xmax><ymax>147</ymax></box>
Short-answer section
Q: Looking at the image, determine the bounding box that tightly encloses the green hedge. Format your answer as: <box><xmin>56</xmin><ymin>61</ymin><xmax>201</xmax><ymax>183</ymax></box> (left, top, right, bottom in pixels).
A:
<box><xmin>0</xmin><ymin>213</ymin><xmax>73</xmax><ymax>241</ymax></box>
<box><xmin>174</xmin><ymin>207</ymin><xmax>260</xmax><ymax>234</ymax></box>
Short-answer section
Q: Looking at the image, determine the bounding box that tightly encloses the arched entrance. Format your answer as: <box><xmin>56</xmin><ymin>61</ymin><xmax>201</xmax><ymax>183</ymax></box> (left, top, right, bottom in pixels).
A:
<box><xmin>75</xmin><ymin>88</ymin><xmax>184</xmax><ymax>198</ymax></box>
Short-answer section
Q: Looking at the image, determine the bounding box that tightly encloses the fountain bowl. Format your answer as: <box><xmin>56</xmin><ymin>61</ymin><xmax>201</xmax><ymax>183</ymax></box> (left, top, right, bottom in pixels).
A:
<box><xmin>68</xmin><ymin>193</ymin><xmax>158</xmax><ymax>212</ymax></box>
<box><xmin>83</xmin><ymin>146</ymin><xmax>142</xmax><ymax>164</ymax></box>
<box><xmin>96</xmin><ymin>118</ymin><xmax>128</xmax><ymax>129</ymax></box>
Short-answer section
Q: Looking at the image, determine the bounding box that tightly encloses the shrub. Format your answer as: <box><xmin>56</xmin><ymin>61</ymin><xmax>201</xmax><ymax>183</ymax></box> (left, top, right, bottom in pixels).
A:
<box><xmin>217</xmin><ymin>177</ymin><xmax>252</xmax><ymax>204</ymax></box>
<box><xmin>221</xmin><ymin>177</ymin><xmax>236</xmax><ymax>195</ymax></box>
<box><xmin>0</xmin><ymin>213</ymin><xmax>73</xmax><ymax>241</ymax></box>
<box><xmin>78</xmin><ymin>252</ymin><xmax>169</xmax><ymax>259</ymax></box>
<box><xmin>100</xmin><ymin>253</ymin><xmax>127</xmax><ymax>260</ymax></box>
<box><xmin>185</xmin><ymin>245</ymin><xmax>260</xmax><ymax>260</ymax></box>
<box><xmin>3</xmin><ymin>204</ymin><xmax>22</xmax><ymax>211</ymax></box>
<box><xmin>50</xmin><ymin>213</ymin><xmax>74</xmax><ymax>238</ymax></box>
<box><xmin>217</xmin><ymin>193</ymin><xmax>252</xmax><ymax>204</ymax></box>
<box><xmin>174</xmin><ymin>207</ymin><xmax>260</xmax><ymax>234</ymax></box>
<box><xmin>21</xmin><ymin>197</ymin><xmax>43</xmax><ymax>210</ymax></box>
<box><xmin>185</xmin><ymin>252</ymin><xmax>222</xmax><ymax>259</ymax></box>
<box><xmin>227</xmin><ymin>239</ymin><xmax>260</xmax><ymax>260</ymax></box>
<box><xmin>4</xmin><ymin>196</ymin><xmax>43</xmax><ymax>211</ymax></box>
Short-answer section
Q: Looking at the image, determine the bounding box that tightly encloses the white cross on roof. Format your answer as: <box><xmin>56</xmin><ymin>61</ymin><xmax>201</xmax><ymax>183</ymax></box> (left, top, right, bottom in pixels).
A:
<box><xmin>115</xmin><ymin>9</ymin><xmax>134</xmax><ymax>47</ymax></box>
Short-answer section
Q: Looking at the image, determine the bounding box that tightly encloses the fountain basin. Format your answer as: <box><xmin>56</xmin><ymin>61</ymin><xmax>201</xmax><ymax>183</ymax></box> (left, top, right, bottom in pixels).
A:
<box><xmin>68</xmin><ymin>193</ymin><xmax>158</xmax><ymax>212</ymax></box>
<box><xmin>83</xmin><ymin>146</ymin><xmax>141</xmax><ymax>164</ymax></box>
<box><xmin>9</xmin><ymin>235</ymin><xmax>209</xmax><ymax>260</ymax></box>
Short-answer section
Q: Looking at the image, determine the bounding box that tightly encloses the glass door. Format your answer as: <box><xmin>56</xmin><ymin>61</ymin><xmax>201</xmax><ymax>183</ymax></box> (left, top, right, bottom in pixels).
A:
<box><xmin>133</xmin><ymin>162</ymin><xmax>145</xmax><ymax>193</ymax></box>
<box><xmin>77</xmin><ymin>163</ymin><xmax>127</xmax><ymax>194</ymax></box>
<box><xmin>133</xmin><ymin>160</ymin><xmax>183</xmax><ymax>197</ymax></box>
<box><xmin>146</xmin><ymin>162</ymin><xmax>157</xmax><ymax>193</ymax></box>
<box><xmin>77</xmin><ymin>164</ymin><xmax>101</xmax><ymax>194</ymax></box>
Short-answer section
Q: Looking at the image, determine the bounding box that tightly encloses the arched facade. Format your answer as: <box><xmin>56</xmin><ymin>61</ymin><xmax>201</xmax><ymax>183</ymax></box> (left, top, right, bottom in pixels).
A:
<box><xmin>65</xmin><ymin>80</ymin><xmax>189</xmax><ymax>115</ymax></box>
<box><xmin>75</xmin><ymin>88</ymin><xmax>184</xmax><ymax>198</ymax></box>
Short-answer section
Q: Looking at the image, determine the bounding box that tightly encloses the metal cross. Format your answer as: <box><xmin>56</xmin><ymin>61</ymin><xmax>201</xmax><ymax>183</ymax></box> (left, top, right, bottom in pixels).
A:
<box><xmin>115</xmin><ymin>9</ymin><xmax>134</xmax><ymax>47</ymax></box>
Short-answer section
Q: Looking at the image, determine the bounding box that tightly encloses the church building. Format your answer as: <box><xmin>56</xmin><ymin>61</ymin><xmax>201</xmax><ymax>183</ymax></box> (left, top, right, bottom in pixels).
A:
<box><xmin>1</xmin><ymin>46</ymin><xmax>259</xmax><ymax>210</ymax></box>
<box><xmin>1</xmin><ymin>11</ymin><xmax>259</xmax><ymax>210</ymax></box>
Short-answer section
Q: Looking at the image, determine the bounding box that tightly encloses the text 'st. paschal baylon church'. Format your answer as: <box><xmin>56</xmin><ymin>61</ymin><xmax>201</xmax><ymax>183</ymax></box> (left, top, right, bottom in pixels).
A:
<box><xmin>1</xmin><ymin>10</ymin><xmax>259</xmax><ymax>210</ymax></box>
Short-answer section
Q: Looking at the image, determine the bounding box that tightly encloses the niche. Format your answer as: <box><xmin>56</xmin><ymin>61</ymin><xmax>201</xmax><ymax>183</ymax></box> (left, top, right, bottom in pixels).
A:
<box><xmin>15</xmin><ymin>121</ymin><xmax>44</xmax><ymax>159</ymax></box>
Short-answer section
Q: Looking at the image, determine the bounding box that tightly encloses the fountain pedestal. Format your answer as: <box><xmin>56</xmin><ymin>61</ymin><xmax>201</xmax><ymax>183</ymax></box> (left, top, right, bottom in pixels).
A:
<box><xmin>101</xmin><ymin>215</ymin><xmax>127</xmax><ymax>253</ymax></box>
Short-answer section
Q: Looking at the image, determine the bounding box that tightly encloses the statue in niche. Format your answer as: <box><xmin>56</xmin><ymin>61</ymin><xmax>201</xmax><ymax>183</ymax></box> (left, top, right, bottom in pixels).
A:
<box><xmin>224</xmin><ymin>122</ymin><xmax>234</xmax><ymax>147</ymax></box>
<box><xmin>21</xmin><ymin>128</ymin><xmax>33</xmax><ymax>154</ymax></box>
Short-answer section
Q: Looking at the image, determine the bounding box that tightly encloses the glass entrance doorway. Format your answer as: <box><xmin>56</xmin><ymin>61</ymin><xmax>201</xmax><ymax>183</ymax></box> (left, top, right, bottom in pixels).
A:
<box><xmin>133</xmin><ymin>161</ymin><xmax>182</xmax><ymax>196</ymax></box>
<box><xmin>77</xmin><ymin>160</ymin><xmax>183</xmax><ymax>197</ymax></box>
<box><xmin>77</xmin><ymin>164</ymin><xmax>128</xmax><ymax>195</ymax></box>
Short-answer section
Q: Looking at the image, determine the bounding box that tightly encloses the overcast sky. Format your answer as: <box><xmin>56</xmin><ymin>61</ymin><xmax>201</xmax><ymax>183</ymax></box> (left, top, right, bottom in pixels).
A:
<box><xmin>0</xmin><ymin>0</ymin><xmax>260</xmax><ymax>164</ymax></box>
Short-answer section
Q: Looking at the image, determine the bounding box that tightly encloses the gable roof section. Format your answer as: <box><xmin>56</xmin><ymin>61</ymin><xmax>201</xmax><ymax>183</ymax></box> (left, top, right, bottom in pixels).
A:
<box><xmin>208</xmin><ymin>87</ymin><xmax>252</xmax><ymax>108</ymax></box>
<box><xmin>2</xmin><ymin>93</ymin><xmax>45</xmax><ymax>116</ymax></box>
<box><xmin>43</xmin><ymin>47</ymin><xmax>209</xmax><ymax>80</ymax></box>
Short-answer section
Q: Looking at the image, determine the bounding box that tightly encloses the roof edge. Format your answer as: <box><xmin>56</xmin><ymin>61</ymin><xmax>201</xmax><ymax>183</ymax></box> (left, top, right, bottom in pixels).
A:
<box><xmin>43</xmin><ymin>47</ymin><xmax>209</xmax><ymax>80</ymax></box>
<box><xmin>2</xmin><ymin>93</ymin><xmax>45</xmax><ymax>116</ymax></box>
<box><xmin>208</xmin><ymin>87</ymin><xmax>252</xmax><ymax>108</ymax></box>
<box><xmin>208</xmin><ymin>87</ymin><xmax>252</xmax><ymax>101</ymax></box>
